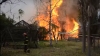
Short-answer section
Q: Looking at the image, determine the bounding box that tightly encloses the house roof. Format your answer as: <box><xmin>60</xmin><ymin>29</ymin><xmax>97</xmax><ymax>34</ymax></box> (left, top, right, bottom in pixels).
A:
<box><xmin>14</xmin><ymin>20</ymin><xmax>30</xmax><ymax>27</ymax></box>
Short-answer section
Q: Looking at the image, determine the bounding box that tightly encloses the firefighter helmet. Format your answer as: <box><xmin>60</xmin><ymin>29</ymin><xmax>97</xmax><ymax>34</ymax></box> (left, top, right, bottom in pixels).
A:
<box><xmin>23</xmin><ymin>32</ymin><xmax>27</xmax><ymax>36</ymax></box>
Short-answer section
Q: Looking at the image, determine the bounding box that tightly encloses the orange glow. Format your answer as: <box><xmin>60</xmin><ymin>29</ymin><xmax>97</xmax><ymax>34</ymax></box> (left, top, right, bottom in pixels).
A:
<box><xmin>64</xmin><ymin>17</ymin><xmax>79</xmax><ymax>39</ymax></box>
<box><xmin>36</xmin><ymin>0</ymin><xmax>79</xmax><ymax>40</ymax></box>
<box><xmin>51</xmin><ymin>0</ymin><xmax>63</xmax><ymax>16</ymax></box>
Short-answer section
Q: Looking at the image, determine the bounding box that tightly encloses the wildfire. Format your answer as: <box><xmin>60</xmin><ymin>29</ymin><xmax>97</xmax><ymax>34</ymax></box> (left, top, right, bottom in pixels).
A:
<box><xmin>36</xmin><ymin>0</ymin><xmax>79</xmax><ymax>40</ymax></box>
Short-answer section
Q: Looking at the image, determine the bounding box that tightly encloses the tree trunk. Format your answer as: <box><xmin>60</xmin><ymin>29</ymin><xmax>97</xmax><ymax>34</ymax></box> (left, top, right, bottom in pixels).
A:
<box><xmin>81</xmin><ymin>0</ymin><xmax>86</xmax><ymax>52</ymax></box>
<box><xmin>0</xmin><ymin>37</ymin><xmax>1</xmax><ymax>56</ymax></box>
<box><xmin>87</xmin><ymin>4</ymin><xmax>91</xmax><ymax>55</ymax></box>
<box><xmin>49</xmin><ymin>0</ymin><xmax>52</xmax><ymax>46</ymax></box>
<box><xmin>82</xmin><ymin>21</ymin><xmax>86</xmax><ymax>52</ymax></box>
<box><xmin>87</xmin><ymin>16</ymin><xmax>91</xmax><ymax>56</ymax></box>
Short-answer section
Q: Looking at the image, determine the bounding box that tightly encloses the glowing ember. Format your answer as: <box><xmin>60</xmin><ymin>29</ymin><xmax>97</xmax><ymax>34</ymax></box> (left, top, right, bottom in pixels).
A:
<box><xmin>36</xmin><ymin>0</ymin><xmax>79</xmax><ymax>40</ymax></box>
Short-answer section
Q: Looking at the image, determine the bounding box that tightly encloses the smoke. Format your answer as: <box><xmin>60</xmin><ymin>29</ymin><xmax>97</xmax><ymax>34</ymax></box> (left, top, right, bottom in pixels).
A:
<box><xmin>58</xmin><ymin>0</ymin><xmax>79</xmax><ymax>21</ymax></box>
<box><xmin>35</xmin><ymin>0</ymin><xmax>79</xmax><ymax>19</ymax></box>
<box><xmin>57</xmin><ymin>0</ymin><xmax>79</xmax><ymax>34</ymax></box>
<box><xmin>35</xmin><ymin>0</ymin><xmax>79</xmax><ymax>26</ymax></box>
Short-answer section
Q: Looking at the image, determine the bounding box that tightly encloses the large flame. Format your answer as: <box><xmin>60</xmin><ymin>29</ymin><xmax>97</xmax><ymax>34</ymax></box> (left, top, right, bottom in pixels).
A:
<box><xmin>64</xmin><ymin>17</ymin><xmax>79</xmax><ymax>39</ymax></box>
<box><xmin>36</xmin><ymin>0</ymin><xmax>79</xmax><ymax>40</ymax></box>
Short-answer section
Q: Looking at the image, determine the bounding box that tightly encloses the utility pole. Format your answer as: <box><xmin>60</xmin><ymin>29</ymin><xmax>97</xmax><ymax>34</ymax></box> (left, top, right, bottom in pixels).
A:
<box><xmin>49</xmin><ymin>0</ymin><xmax>52</xmax><ymax>46</ymax></box>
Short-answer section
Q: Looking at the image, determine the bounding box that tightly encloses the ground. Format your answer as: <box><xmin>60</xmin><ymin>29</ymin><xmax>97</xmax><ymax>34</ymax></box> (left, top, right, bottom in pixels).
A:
<box><xmin>1</xmin><ymin>40</ymin><xmax>100</xmax><ymax>56</ymax></box>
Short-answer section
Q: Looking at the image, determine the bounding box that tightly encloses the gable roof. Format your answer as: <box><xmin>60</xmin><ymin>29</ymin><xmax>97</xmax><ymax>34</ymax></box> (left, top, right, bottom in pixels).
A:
<box><xmin>14</xmin><ymin>20</ymin><xmax>30</xmax><ymax>27</ymax></box>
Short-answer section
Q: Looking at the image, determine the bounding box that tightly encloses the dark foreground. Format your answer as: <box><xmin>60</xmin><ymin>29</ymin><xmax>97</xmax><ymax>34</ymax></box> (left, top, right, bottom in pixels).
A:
<box><xmin>1</xmin><ymin>41</ymin><xmax>100</xmax><ymax>56</ymax></box>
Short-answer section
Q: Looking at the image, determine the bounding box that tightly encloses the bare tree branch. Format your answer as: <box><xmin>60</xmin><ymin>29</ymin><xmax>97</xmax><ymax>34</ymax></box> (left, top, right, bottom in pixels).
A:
<box><xmin>51</xmin><ymin>0</ymin><xmax>60</xmax><ymax>11</ymax></box>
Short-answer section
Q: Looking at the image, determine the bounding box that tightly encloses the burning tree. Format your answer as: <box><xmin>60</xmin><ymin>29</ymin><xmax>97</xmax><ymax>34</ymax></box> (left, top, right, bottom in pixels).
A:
<box><xmin>34</xmin><ymin>0</ymin><xmax>79</xmax><ymax>40</ymax></box>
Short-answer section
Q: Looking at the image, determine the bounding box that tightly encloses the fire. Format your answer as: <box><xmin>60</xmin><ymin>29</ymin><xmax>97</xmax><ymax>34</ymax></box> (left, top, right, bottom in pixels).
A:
<box><xmin>36</xmin><ymin>0</ymin><xmax>79</xmax><ymax>40</ymax></box>
<box><xmin>64</xmin><ymin>17</ymin><xmax>79</xmax><ymax>39</ymax></box>
<box><xmin>51</xmin><ymin>0</ymin><xmax>63</xmax><ymax>16</ymax></box>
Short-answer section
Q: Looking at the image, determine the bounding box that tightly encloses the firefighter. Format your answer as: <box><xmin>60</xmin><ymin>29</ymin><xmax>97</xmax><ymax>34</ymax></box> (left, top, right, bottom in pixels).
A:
<box><xmin>23</xmin><ymin>32</ymin><xmax>29</xmax><ymax>53</ymax></box>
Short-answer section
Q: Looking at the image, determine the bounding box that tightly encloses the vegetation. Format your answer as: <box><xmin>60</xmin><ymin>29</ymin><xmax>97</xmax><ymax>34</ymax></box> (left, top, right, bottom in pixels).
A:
<box><xmin>78</xmin><ymin>0</ymin><xmax>100</xmax><ymax>54</ymax></box>
<box><xmin>0</xmin><ymin>13</ymin><xmax>15</xmax><ymax>32</ymax></box>
<box><xmin>1</xmin><ymin>41</ymin><xmax>100</xmax><ymax>56</ymax></box>
<box><xmin>38</xmin><ymin>27</ymin><xmax>48</xmax><ymax>40</ymax></box>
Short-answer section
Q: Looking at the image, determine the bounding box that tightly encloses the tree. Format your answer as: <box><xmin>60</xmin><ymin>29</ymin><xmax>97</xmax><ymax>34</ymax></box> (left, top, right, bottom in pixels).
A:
<box><xmin>79</xmin><ymin>0</ymin><xmax>99</xmax><ymax>56</ymax></box>
<box><xmin>0</xmin><ymin>0</ymin><xmax>8</xmax><ymax>5</ymax></box>
<box><xmin>0</xmin><ymin>13</ymin><xmax>15</xmax><ymax>31</ymax></box>
<box><xmin>78</xmin><ymin>0</ymin><xmax>88</xmax><ymax>53</ymax></box>
<box><xmin>35</xmin><ymin>0</ymin><xmax>61</xmax><ymax>46</ymax></box>
<box><xmin>18</xmin><ymin>9</ymin><xmax>24</xmax><ymax>21</ymax></box>
<box><xmin>0</xmin><ymin>13</ymin><xmax>15</xmax><ymax>55</ymax></box>
<box><xmin>38</xmin><ymin>27</ymin><xmax>48</xmax><ymax>40</ymax></box>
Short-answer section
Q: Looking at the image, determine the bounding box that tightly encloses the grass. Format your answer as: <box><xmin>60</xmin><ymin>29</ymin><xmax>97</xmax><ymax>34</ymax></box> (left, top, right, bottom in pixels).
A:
<box><xmin>1</xmin><ymin>40</ymin><xmax>100</xmax><ymax>56</ymax></box>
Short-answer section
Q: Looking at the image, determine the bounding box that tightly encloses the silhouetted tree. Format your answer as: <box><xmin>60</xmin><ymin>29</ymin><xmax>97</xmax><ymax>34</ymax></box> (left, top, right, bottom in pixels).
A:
<box><xmin>38</xmin><ymin>27</ymin><xmax>48</xmax><ymax>40</ymax></box>
<box><xmin>0</xmin><ymin>13</ymin><xmax>15</xmax><ymax>55</ymax></box>
<box><xmin>0</xmin><ymin>13</ymin><xmax>15</xmax><ymax>31</ymax></box>
<box><xmin>18</xmin><ymin>9</ymin><xmax>24</xmax><ymax>21</ymax></box>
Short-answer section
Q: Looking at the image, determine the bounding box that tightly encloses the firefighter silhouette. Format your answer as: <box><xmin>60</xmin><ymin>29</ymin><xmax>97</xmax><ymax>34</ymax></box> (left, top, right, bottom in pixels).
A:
<box><xmin>23</xmin><ymin>32</ymin><xmax>30</xmax><ymax>53</ymax></box>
